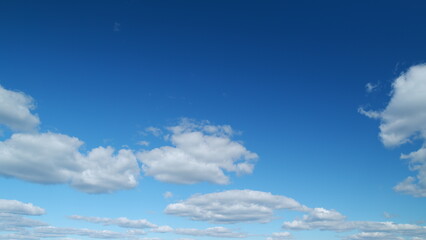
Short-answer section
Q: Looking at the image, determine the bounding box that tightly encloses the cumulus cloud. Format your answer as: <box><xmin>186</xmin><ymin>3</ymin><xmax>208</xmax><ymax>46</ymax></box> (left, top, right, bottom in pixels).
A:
<box><xmin>0</xmin><ymin>132</ymin><xmax>140</xmax><ymax>193</ymax></box>
<box><xmin>165</xmin><ymin>189</ymin><xmax>308</xmax><ymax>224</ymax></box>
<box><xmin>0</xmin><ymin>85</ymin><xmax>40</xmax><ymax>132</ymax></box>
<box><xmin>69</xmin><ymin>215</ymin><xmax>157</xmax><ymax>229</ymax></box>
<box><xmin>0</xmin><ymin>86</ymin><xmax>140</xmax><ymax>194</ymax></box>
<box><xmin>360</xmin><ymin>64</ymin><xmax>426</xmax><ymax>197</ymax></box>
<box><xmin>0</xmin><ymin>199</ymin><xmax>45</xmax><ymax>215</ymax></box>
<box><xmin>138</xmin><ymin>119</ymin><xmax>258</xmax><ymax>185</ymax></box>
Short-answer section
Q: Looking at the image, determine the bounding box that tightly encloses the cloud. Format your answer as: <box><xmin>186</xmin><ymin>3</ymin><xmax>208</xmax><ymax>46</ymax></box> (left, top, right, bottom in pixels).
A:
<box><xmin>70</xmin><ymin>215</ymin><xmax>157</xmax><ymax>229</ymax></box>
<box><xmin>165</xmin><ymin>189</ymin><xmax>308</xmax><ymax>224</ymax></box>
<box><xmin>174</xmin><ymin>226</ymin><xmax>247</xmax><ymax>238</ymax></box>
<box><xmin>365</xmin><ymin>83</ymin><xmax>378</xmax><ymax>93</ymax></box>
<box><xmin>0</xmin><ymin>85</ymin><xmax>40</xmax><ymax>132</ymax></box>
<box><xmin>145</xmin><ymin>127</ymin><xmax>162</xmax><ymax>137</ymax></box>
<box><xmin>266</xmin><ymin>232</ymin><xmax>292</xmax><ymax>240</ymax></box>
<box><xmin>0</xmin><ymin>199</ymin><xmax>45</xmax><ymax>215</ymax></box>
<box><xmin>282</xmin><ymin>208</ymin><xmax>426</xmax><ymax>239</ymax></box>
<box><xmin>360</xmin><ymin>64</ymin><xmax>426</xmax><ymax>197</ymax></box>
<box><xmin>138</xmin><ymin>119</ymin><xmax>258</xmax><ymax>185</ymax></box>
<box><xmin>0</xmin><ymin>85</ymin><xmax>140</xmax><ymax>194</ymax></box>
<box><xmin>0</xmin><ymin>132</ymin><xmax>140</xmax><ymax>193</ymax></box>
<box><xmin>138</xmin><ymin>141</ymin><xmax>150</xmax><ymax>146</ymax></box>
<box><xmin>345</xmin><ymin>232</ymin><xmax>402</xmax><ymax>240</ymax></box>
<box><xmin>163</xmin><ymin>191</ymin><xmax>173</xmax><ymax>199</ymax></box>
<box><xmin>0</xmin><ymin>213</ymin><xmax>47</xmax><ymax>231</ymax></box>
<box><xmin>33</xmin><ymin>226</ymin><xmax>145</xmax><ymax>239</ymax></box>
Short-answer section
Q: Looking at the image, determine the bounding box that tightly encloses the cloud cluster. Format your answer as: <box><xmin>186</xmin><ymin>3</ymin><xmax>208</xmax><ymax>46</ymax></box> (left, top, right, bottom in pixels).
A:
<box><xmin>360</xmin><ymin>64</ymin><xmax>426</xmax><ymax>197</ymax></box>
<box><xmin>138</xmin><ymin>120</ymin><xmax>258</xmax><ymax>184</ymax></box>
<box><xmin>0</xmin><ymin>85</ymin><xmax>258</xmax><ymax>193</ymax></box>
<box><xmin>282</xmin><ymin>207</ymin><xmax>426</xmax><ymax>240</ymax></box>
<box><xmin>165</xmin><ymin>189</ymin><xmax>308</xmax><ymax>224</ymax></box>
<box><xmin>0</xmin><ymin>199</ymin><xmax>47</xmax><ymax>234</ymax></box>
<box><xmin>70</xmin><ymin>214</ymin><xmax>247</xmax><ymax>238</ymax></box>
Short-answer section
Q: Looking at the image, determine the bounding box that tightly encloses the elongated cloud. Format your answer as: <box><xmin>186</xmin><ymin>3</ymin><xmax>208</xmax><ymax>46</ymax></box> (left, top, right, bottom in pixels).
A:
<box><xmin>282</xmin><ymin>207</ymin><xmax>426</xmax><ymax>239</ymax></box>
<box><xmin>138</xmin><ymin>119</ymin><xmax>258</xmax><ymax>184</ymax></box>
<box><xmin>0</xmin><ymin>85</ymin><xmax>40</xmax><ymax>132</ymax></box>
<box><xmin>165</xmin><ymin>189</ymin><xmax>308</xmax><ymax>224</ymax></box>
<box><xmin>360</xmin><ymin>64</ymin><xmax>426</xmax><ymax>197</ymax></box>
<box><xmin>69</xmin><ymin>215</ymin><xmax>157</xmax><ymax>229</ymax></box>
<box><xmin>0</xmin><ymin>199</ymin><xmax>45</xmax><ymax>215</ymax></box>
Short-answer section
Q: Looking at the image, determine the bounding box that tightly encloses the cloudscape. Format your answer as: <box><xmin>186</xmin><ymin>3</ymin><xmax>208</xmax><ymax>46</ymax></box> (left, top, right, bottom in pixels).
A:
<box><xmin>1</xmin><ymin>1</ymin><xmax>426</xmax><ymax>240</ymax></box>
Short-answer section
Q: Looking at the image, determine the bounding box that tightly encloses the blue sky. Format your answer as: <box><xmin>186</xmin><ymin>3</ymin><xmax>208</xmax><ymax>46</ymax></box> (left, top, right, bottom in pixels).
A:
<box><xmin>1</xmin><ymin>1</ymin><xmax>426</xmax><ymax>240</ymax></box>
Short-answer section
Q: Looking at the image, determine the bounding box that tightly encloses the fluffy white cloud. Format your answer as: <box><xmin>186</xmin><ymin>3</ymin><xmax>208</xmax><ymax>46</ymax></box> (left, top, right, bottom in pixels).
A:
<box><xmin>165</xmin><ymin>189</ymin><xmax>308</xmax><ymax>224</ymax></box>
<box><xmin>69</xmin><ymin>215</ymin><xmax>157</xmax><ymax>229</ymax></box>
<box><xmin>360</xmin><ymin>64</ymin><xmax>426</xmax><ymax>197</ymax></box>
<box><xmin>0</xmin><ymin>86</ymin><xmax>140</xmax><ymax>194</ymax></box>
<box><xmin>138</xmin><ymin>120</ymin><xmax>258</xmax><ymax>184</ymax></box>
<box><xmin>0</xmin><ymin>85</ymin><xmax>40</xmax><ymax>132</ymax></box>
<box><xmin>0</xmin><ymin>199</ymin><xmax>45</xmax><ymax>215</ymax></box>
<box><xmin>0</xmin><ymin>132</ymin><xmax>140</xmax><ymax>193</ymax></box>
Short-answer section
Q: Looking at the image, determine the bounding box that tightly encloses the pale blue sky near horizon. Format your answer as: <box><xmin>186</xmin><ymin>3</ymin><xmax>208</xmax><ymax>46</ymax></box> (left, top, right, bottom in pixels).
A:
<box><xmin>1</xmin><ymin>1</ymin><xmax>426</xmax><ymax>240</ymax></box>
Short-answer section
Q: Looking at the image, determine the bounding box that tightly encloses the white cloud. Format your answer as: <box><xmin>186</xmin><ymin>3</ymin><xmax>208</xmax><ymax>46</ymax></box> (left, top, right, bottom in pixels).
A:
<box><xmin>383</xmin><ymin>212</ymin><xmax>396</xmax><ymax>219</ymax></box>
<box><xmin>145</xmin><ymin>127</ymin><xmax>162</xmax><ymax>137</ymax></box>
<box><xmin>282</xmin><ymin>207</ymin><xmax>426</xmax><ymax>239</ymax></box>
<box><xmin>174</xmin><ymin>226</ymin><xmax>247</xmax><ymax>238</ymax></box>
<box><xmin>0</xmin><ymin>86</ymin><xmax>140</xmax><ymax>194</ymax></box>
<box><xmin>138</xmin><ymin>119</ymin><xmax>258</xmax><ymax>185</ymax></box>
<box><xmin>360</xmin><ymin>64</ymin><xmax>426</xmax><ymax>197</ymax></box>
<box><xmin>0</xmin><ymin>213</ymin><xmax>47</xmax><ymax>231</ymax></box>
<box><xmin>163</xmin><ymin>191</ymin><xmax>173</xmax><ymax>199</ymax></box>
<box><xmin>0</xmin><ymin>85</ymin><xmax>40</xmax><ymax>132</ymax></box>
<box><xmin>0</xmin><ymin>132</ymin><xmax>140</xmax><ymax>194</ymax></box>
<box><xmin>138</xmin><ymin>141</ymin><xmax>150</xmax><ymax>146</ymax></box>
<box><xmin>358</xmin><ymin>107</ymin><xmax>381</xmax><ymax>119</ymax></box>
<box><xmin>0</xmin><ymin>199</ymin><xmax>45</xmax><ymax>215</ymax></box>
<box><xmin>70</xmin><ymin>215</ymin><xmax>157</xmax><ymax>229</ymax></box>
<box><xmin>165</xmin><ymin>189</ymin><xmax>308</xmax><ymax>224</ymax></box>
<box><xmin>266</xmin><ymin>232</ymin><xmax>292</xmax><ymax>240</ymax></box>
<box><xmin>151</xmin><ymin>225</ymin><xmax>173</xmax><ymax>233</ymax></box>
<box><xmin>365</xmin><ymin>83</ymin><xmax>378</xmax><ymax>93</ymax></box>
<box><xmin>345</xmin><ymin>232</ymin><xmax>402</xmax><ymax>240</ymax></box>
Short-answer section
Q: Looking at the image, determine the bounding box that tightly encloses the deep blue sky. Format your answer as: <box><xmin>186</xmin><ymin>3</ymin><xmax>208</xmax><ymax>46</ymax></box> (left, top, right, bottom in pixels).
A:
<box><xmin>1</xmin><ymin>1</ymin><xmax>426</xmax><ymax>240</ymax></box>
